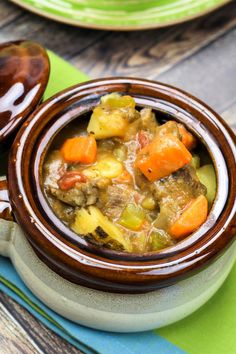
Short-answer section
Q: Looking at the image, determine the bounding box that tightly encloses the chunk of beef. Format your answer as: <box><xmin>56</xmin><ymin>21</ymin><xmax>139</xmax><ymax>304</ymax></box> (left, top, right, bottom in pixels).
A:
<box><xmin>48</xmin><ymin>182</ymin><xmax>98</xmax><ymax>207</ymax></box>
<box><xmin>100</xmin><ymin>185</ymin><xmax>133</xmax><ymax>220</ymax></box>
<box><xmin>48</xmin><ymin>197</ymin><xmax>75</xmax><ymax>224</ymax></box>
<box><xmin>43</xmin><ymin>150</ymin><xmax>66</xmax><ymax>189</ymax></box>
<box><xmin>124</xmin><ymin>108</ymin><xmax>158</xmax><ymax>142</ymax></box>
<box><xmin>157</xmin><ymin>121</ymin><xmax>180</xmax><ymax>139</ymax></box>
<box><xmin>151</xmin><ymin>166</ymin><xmax>207</xmax><ymax>228</ymax></box>
<box><xmin>125</xmin><ymin>107</ymin><xmax>140</xmax><ymax>123</ymax></box>
<box><xmin>140</xmin><ymin>108</ymin><xmax>158</xmax><ymax>134</ymax></box>
<box><xmin>152</xmin><ymin>166</ymin><xmax>206</xmax><ymax>203</ymax></box>
<box><xmin>134</xmin><ymin>168</ymin><xmax>151</xmax><ymax>191</ymax></box>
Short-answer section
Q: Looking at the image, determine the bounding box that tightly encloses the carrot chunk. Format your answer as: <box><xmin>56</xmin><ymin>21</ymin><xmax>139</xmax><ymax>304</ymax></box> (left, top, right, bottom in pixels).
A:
<box><xmin>61</xmin><ymin>135</ymin><xmax>97</xmax><ymax>164</ymax></box>
<box><xmin>178</xmin><ymin>124</ymin><xmax>196</xmax><ymax>150</ymax></box>
<box><xmin>135</xmin><ymin>134</ymin><xmax>192</xmax><ymax>182</ymax></box>
<box><xmin>169</xmin><ymin>195</ymin><xmax>208</xmax><ymax>239</ymax></box>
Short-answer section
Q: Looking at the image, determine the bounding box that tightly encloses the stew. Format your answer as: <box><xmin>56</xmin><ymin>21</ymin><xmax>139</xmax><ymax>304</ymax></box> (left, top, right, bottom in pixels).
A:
<box><xmin>43</xmin><ymin>93</ymin><xmax>216</xmax><ymax>253</ymax></box>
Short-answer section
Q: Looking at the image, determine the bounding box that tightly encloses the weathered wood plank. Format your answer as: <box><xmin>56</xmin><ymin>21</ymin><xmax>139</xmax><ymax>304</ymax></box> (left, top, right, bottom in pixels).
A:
<box><xmin>70</xmin><ymin>2</ymin><xmax>236</xmax><ymax>78</ymax></box>
<box><xmin>158</xmin><ymin>26</ymin><xmax>236</xmax><ymax>114</ymax></box>
<box><xmin>0</xmin><ymin>297</ymin><xmax>42</xmax><ymax>353</ymax></box>
<box><xmin>0</xmin><ymin>1</ymin><xmax>23</xmax><ymax>28</ymax></box>
<box><xmin>222</xmin><ymin>101</ymin><xmax>236</xmax><ymax>131</ymax></box>
<box><xmin>1</xmin><ymin>1</ymin><xmax>236</xmax><ymax>78</ymax></box>
<box><xmin>0</xmin><ymin>0</ymin><xmax>109</xmax><ymax>60</ymax></box>
<box><xmin>0</xmin><ymin>292</ymin><xmax>82</xmax><ymax>354</ymax></box>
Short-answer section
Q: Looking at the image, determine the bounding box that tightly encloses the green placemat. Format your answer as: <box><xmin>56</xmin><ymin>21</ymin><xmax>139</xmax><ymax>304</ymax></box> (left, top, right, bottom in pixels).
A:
<box><xmin>159</xmin><ymin>263</ymin><xmax>236</xmax><ymax>353</ymax></box>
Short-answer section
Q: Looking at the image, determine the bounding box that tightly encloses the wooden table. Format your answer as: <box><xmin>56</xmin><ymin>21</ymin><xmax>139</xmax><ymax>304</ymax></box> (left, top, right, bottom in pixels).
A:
<box><xmin>0</xmin><ymin>0</ymin><xmax>236</xmax><ymax>352</ymax></box>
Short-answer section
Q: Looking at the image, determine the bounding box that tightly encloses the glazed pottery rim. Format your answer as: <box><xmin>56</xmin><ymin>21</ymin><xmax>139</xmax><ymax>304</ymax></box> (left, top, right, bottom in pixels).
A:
<box><xmin>7</xmin><ymin>77</ymin><xmax>236</xmax><ymax>292</ymax></box>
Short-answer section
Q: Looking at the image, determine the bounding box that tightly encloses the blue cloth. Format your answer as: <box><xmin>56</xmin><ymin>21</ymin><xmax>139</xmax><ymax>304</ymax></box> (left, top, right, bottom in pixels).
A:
<box><xmin>0</xmin><ymin>257</ymin><xmax>184</xmax><ymax>354</ymax></box>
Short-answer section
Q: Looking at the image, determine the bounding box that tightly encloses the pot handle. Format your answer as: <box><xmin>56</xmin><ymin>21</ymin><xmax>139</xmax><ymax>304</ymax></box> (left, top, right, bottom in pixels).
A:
<box><xmin>0</xmin><ymin>177</ymin><xmax>13</xmax><ymax>221</ymax></box>
<box><xmin>0</xmin><ymin>177</ymin><xmax>14</xmax><ymax>257</ymax></box>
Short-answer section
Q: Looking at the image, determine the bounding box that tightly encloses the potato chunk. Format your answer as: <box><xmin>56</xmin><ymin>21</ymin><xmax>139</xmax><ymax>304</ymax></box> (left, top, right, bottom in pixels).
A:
<box><xmin>83</xmin><ymin>155</ymin><xmax>123</xmax><ymax>179</ymax></box>
<box><xmin>87</xmin><ymin>106</ymin><xmax>129</xmax><ymax>139</ymax></box>
<box><xmin>87</xmin><ymin>93</ymin><xmax>137</xmax><ymax>139</ymax></box>
<box><xmin>72</xmin><ymin>206</ymin><xmax>132</xmax><ymax>252</ymax></box>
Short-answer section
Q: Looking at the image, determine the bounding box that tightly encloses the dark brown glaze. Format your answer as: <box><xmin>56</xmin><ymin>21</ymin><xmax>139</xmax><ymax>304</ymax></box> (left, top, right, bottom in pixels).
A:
<box><xmin>0</xmin><ymin>178</ymin><xmax>13</xmax><ymax>221</ymax></box>
<box><xmin>5</xmin><ymin>78</ymin><xmax>236</xmax><ymax>293</ymax></box>
<box><xmin>0</xmin><ymin>40</ymin><xmax>50</xmax><ymax>143</ymax></box>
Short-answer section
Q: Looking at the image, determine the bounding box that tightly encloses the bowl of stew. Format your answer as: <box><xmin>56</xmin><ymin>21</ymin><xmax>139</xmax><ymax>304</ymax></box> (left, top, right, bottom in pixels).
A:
<box><xmin>1</xmin><ymin>77</ymin><xmax>235</xmax><ymax>332</ymax></box>
<box><xmin>43</xmin><ymin>93</ymin><xmax>214</xmax><ymax>253</ymax></box>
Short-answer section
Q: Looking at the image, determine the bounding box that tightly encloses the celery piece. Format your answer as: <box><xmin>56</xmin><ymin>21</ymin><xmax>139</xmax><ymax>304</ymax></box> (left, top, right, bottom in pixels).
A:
<box><xmin>196</xmin><ymin>164</ymin><xmax>216</xmax><ymax>206</ymax></box>
<box><xmin>101</xmin><ymin>93</ymin><xmax>135</xmax><ymax>109</ymax></box>
<box><xmin>190</xmin><ymin>154</ymin><xmax>201</xmax><ymax>169</ymax></box>
<box><xmin>149</xmin><ymin>230</ymin><xmax>173</xmax><ymax>251</ymax></box>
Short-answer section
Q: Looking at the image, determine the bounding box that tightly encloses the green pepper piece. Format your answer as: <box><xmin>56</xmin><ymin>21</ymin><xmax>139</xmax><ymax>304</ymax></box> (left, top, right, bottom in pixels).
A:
<box><xmin>119</xmin><ymin>203</ymin><xmax>145</xmax><ymax>231</ymax></box>
<box><xmin>149</xmin><ymin>229</ymin><xmax>173</xmax><ymax>251</ymax></box>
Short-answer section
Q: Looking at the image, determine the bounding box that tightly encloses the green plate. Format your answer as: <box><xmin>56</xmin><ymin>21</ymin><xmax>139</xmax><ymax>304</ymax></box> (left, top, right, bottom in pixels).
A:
<box><xmin>11</xmin><ymin>0</ymin><xmax>231</xmax><ymax>30</ymax></box>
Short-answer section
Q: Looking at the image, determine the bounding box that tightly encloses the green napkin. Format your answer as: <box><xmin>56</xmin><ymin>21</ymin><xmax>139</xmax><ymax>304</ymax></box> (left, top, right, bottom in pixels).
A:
<box><xmin>44</xmin><ymin>51</ymin><xmax>89</xmax><ymax>99</ymax></box>
<box><xmin>159</xmin><ymin>263</ymin><xmax>236</xmax><ymax>353</ymax></box>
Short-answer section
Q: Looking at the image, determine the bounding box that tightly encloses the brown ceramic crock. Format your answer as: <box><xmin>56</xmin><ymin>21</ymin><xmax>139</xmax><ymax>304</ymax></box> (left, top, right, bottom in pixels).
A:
<box><xmin>1</xmin><ymin>77</ymin><xmax>236</xmax><ymax>294</ymax></box>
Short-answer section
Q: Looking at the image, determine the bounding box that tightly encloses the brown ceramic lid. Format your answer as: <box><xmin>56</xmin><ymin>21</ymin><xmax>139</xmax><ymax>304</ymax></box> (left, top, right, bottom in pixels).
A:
<box><xmin>0</xmin><ymin>40</ymin><xmax>50</xmax><ymax>143</ymax></box>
